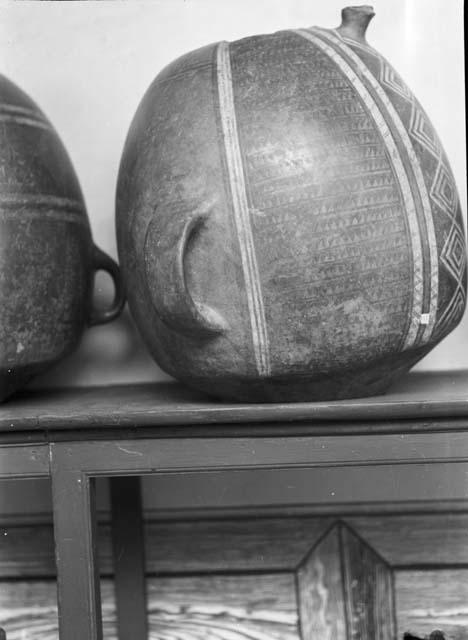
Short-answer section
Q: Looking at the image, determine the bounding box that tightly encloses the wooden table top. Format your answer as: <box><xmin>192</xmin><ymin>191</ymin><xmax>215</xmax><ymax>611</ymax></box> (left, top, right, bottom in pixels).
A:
<box><xmin>1</xmin><ymin>370</ymin><xmax>468</xmax><ymax>434</ymax></box>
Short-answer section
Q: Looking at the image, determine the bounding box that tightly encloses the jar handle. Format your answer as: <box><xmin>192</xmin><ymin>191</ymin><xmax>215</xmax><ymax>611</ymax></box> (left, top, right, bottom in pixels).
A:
<box><xmin>144</xmin><ymin>209</ymin><xmax>227</xmax><ymax>338</ymax></box>
<box><xmin>88</xmin><ymin>245</ymin><xmax>126</xmax><ymax>326</ymax></box>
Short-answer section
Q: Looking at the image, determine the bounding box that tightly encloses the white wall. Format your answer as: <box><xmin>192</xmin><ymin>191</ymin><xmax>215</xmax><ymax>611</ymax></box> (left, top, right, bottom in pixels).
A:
<box><xmin>1</xmin><ymin>0</ymin><xmax>466</xmax><ymax>388</ymax></box>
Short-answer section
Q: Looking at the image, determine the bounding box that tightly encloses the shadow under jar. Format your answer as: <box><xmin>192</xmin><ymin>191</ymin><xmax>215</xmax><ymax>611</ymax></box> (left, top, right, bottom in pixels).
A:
<box><xmin>0</xmin><ymin>74</ymin><xmax>125</xmax><ymax>401</ymax></box>
<box><xmin>116</xmin><ymin>6</ymin><xmax>467</xmax><ymax>402</ymax></box>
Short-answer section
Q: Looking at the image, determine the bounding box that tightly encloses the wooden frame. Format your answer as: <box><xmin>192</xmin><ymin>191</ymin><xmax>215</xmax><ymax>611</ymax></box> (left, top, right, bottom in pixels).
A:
<box><xmin>0</xmin><ymin>444</ymin><xmax>49</xmax><ymax>480</ymax></box>
<box><xmin>45</xmin><ymin>429</ymin><xmax>468</xmax><ymax>639</ymax></box>
<box><xmin>2</xmin><ymin>375</ymin><xmax>468</xmax><ymax>638</ymax></box>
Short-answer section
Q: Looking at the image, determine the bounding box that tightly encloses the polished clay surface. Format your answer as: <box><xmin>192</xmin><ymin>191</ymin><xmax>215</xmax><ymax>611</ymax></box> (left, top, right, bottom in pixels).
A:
<box><xmin>117</xmin><ymin>6</ymin><xmax>466</xmax><ymax>401</ymax></box>
<box><xmin>0</xmin><ymin>74</ymin><xmax>124</xmax><ymax>401</ymax></box>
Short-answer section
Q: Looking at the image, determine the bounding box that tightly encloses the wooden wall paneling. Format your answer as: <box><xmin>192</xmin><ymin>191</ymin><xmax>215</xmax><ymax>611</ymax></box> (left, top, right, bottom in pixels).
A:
<box><xmin>0</xmin><ymin>514</ymin><xmax>468</xmax><ymax>640</ymax></box>
<box><xmin>6</xmin><ymin>570</ymin><xmax>468</xmax><ymax>640</ymax></box>
<box><xmin>0</xmin><ymin>524</ymin><xmax>58</xmax><ymax>578</ymax></box>
<box><xmin>0</xmin><ymin>580</ymin><xmax>116</xmax><ymax>640</ymax></box>
<box><xmin>0</xmin><ymin>575</ymin><xmax>299</xmax><ymax>640</ymax></box>
<box><xmin>2</xmin><ymin>513</ymin><xmax>468</xmax><ymax>579</ymax></box>
<box><xmin>348</xmin><ymin>514</ymin><xmax>468</xmax><ymax>566</ymax></box>
<box><xmin>0</xmin><ymin>580</ymin><xmax>61</xmax><ymax>640</ymax></box>
<box><xmin>0</xmin><ymin>517</ymin><xmax>334</xmax><ymax>579</ymax></box>
<box><xmin>145</xmin><ymin>512</ymin><xmax>465</xmax><ymax>574</ymax></box>
<box><xmin>3</xmin><ymin>512</ymin><xmax>468</xmax><ymax>638</ymax></box>
<box><xmin>296</xmin><ymin>522</ymin><xmax>395</xmax><ymax>639</ymax></box>
<box><xmin>395</xmin><ymin>570</ymin><xmax>468</xmax><ymax>639</ymax></box>
<box><xmin>145</xmin><ymin>574</ymin><xmax>298</xmax><ymax>639</ymax></box>
<box><xmin>142</xmin><ymin>517</ymin><xmax>333</xmax><ymax>573</ymax></box>
<box><xmin>5</xmin><ymin>570</ymin><xmax>468</xmax><ymax>640</ymax></box>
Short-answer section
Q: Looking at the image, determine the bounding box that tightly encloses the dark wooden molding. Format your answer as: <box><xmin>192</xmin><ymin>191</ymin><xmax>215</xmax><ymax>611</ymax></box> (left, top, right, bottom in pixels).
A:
<box><xmin>0</xmin><ymin>444</ymin><xmax>49</xmax><ymax>479</ymax></box>
<box><xmin>110</xmin><ymin>477</ymin><xmax>147</xmax><ymax>640</ymax></box>
<box><xmin>3</xmin><ymin>371</ymin><xmax>468</xmax><ymax>436</ymax></box>
<box><xmin>2</xmin><ymin>498</ymin><xmax>468</xmax><ymax>529</ymax></box>
<box><xmin>50</xmin><ymin>460</ymin><xmax>102</xmax><ymax>640</ymax></box>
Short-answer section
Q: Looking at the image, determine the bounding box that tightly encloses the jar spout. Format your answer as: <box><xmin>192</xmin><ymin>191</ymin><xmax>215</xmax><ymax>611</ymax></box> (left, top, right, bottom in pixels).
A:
<box><xmin>336</xmin><ymin>5</ymin><xmax>375</xmax><ymax>43</ymax></box>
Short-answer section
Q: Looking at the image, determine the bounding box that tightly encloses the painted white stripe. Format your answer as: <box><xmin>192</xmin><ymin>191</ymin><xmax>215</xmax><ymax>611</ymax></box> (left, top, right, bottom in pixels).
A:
<box><xmin>216</xmin><ymin>41</ymin><xmax>270</xmax><ymax>376</ymax></box>
<box><xmin>294</xmin><ymin>28</ymin><xmax>424</xmax><ymax>350</ymax></box>
<box><xmin>0</xmin><ymin>103</ymin><xmax>48</xmax><ymax>120</ymax></box>
<box><xmin>0</xmin><ymin>194</ymin><xmax>87</xmax><ymax>226</ymax></box>
<box><xmin>0</xmin><ymin>209</ymin><xmax>88</xmax><ymax>226</ymax></box>
<box><xmin>0</xmin><ymin>194</ymin><xmax>85</xmax><ymax>211</ymax></box>
<box><xmin>0</xmin><ymin>114</ymin><xmax>50</xmax><ymax>131</ymax></box>
<box><xmin>309</xmin><ymin>27</ymin><xmax>439</xmax><ymax>346</ymax></box>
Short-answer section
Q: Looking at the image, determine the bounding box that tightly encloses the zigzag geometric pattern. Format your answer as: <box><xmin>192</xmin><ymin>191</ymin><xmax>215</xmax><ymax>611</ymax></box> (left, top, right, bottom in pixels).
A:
<box><xmin>441</xmin><ymin>224</ymin><xmax>466</xmax><ymax>282</ymax></box>
<box><xmin>439</xmin><ymin>223</ymin><xmax>467</xmax><ymax>335</ymax></box>
<box><xmin>380</xmin><ymin>63</ymin><xmax>413</xmax><ymax>101</ymax></box>
<box><xmin>407</xmin><ymin>99</ymin><xmax>466</xmax><ymax>337</ymax></box>
<box><xmin>430</xmin><ymin>153</ymin><xmax>458</xmax><ymax>215</ymax></box>
<box><xmin>409</xmin><ymin>107</ymin><xmax>440</xmax><ymax>158</ymax></box>
<box><xmin>339</xmin><ymin>31</ymin><xmax>466</xmax><ymax>339</ymax></box>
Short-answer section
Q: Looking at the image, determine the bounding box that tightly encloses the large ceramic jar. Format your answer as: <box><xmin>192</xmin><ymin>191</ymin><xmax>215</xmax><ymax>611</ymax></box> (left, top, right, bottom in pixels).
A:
<box><xmin>0</xmin><ymin>74</ymin><xmax>125</xmax><ymax>401</ymax></box>
<box><xmin>116</xmin><ymin>6</ymin><xmax>467</xmax><ymax>402</ymax></box>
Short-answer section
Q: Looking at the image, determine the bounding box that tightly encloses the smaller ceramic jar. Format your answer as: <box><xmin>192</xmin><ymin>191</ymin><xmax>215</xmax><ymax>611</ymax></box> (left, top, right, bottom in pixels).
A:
<box><xmin>0</xmin><ymin>74</ymin><xmax>125</xmax><ymax>401</ymax></box>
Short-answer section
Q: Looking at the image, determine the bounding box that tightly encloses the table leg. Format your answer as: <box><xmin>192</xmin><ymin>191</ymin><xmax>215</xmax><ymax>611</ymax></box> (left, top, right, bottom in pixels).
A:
<box><xmin>110</xmin><ymin>476</ymin><xmax>148</xmax><ymax>640</ymax></box>
<box><xmin>51</xmin><ymin>444</ymin><xmax>102</xmax><ymax>640</ymax></box>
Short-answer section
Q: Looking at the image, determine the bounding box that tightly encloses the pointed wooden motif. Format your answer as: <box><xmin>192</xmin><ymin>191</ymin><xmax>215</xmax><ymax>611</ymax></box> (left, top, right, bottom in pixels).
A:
<box><xmin>296</xmin><ymin>522</ymin><xmax>395</xmax><ymax>639</ymax></box>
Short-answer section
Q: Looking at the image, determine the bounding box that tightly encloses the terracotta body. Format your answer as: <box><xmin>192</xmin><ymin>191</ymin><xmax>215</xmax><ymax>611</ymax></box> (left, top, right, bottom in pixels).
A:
<box><xmin>116</xmin><ymin>6</ymin><xmax>467</xmax><ymax>402</ymax></box>
<box><xmin>0</xmin><ymin>74</ymin><xmax>124</xmax><ymax>401</ymax></box>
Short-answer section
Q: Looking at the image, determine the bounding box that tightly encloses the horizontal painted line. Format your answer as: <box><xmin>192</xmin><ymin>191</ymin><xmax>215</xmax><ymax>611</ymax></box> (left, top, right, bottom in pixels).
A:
<box><xmin>0</xmin><ymin>209</ymin><xmax>89</xmax><ymax>226</ymax></box>
<box><xmin>0</xmin><ymin>194</ymin><xmax>84</xmax><ymax>211</ymax></box>
<box><xmin>0</xmin><ymin>103</ymin><xmax>47</xmax><ymax>119</ymax></box>
<box><xmin>0</xmin><ymin>114</ymin><xmax>50</xmax><ymax>131</ymax></box>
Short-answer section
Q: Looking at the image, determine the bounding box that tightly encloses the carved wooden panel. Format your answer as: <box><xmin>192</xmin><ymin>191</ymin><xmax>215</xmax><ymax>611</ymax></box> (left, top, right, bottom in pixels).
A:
<box><xmin>297</xmin><ymin>524</ymin><xmax>347</xmax><ymax>639</ymax></box>
<box><xmin>297</xmin><ymin>523</ymin><xmax>395</xmax><ymax>639</ymax></box>
<box><xmin>1</xmin><ymin>514</ymin><xmax>467</xmax><ymax>639</ymax></box>
<box><xmin>3</xmin><ymin>514</ymin><xmax>468</xmax><ymax>578</ymax></box>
